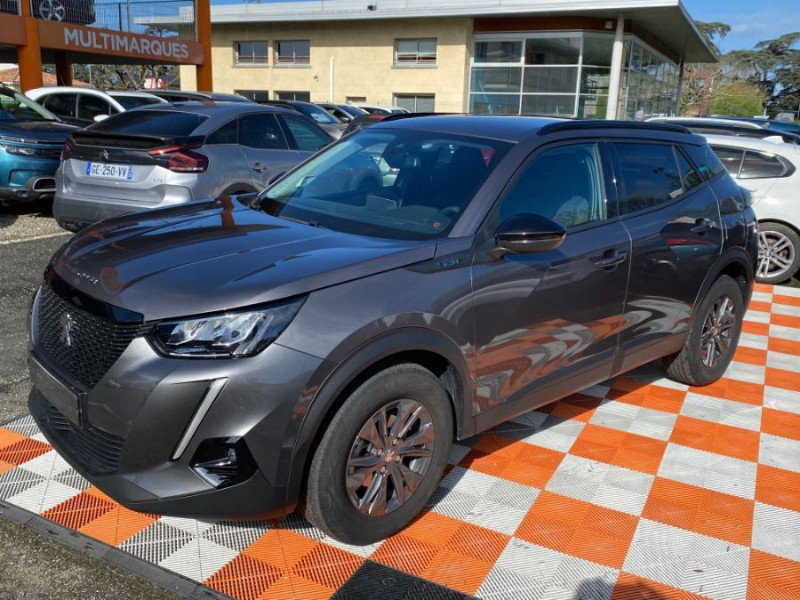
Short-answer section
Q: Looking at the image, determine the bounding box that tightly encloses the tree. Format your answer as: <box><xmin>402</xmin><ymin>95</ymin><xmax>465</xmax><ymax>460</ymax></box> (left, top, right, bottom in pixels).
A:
<box><xmin>681</xmin><ymin>21</ymin><xmax>732</xmax><ymax>115</ymax></box>
<box><xmin>708</xmin><ymin>81</ymin><xmax>765</xmax><ymax>116</ymax></box>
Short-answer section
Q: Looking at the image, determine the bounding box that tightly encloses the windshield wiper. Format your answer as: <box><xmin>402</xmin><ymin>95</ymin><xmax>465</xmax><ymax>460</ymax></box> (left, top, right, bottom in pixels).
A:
<box><xmin>277</xmin><ymin>215</ymin><xmax>326</xmax><ymax>229</ymax></box>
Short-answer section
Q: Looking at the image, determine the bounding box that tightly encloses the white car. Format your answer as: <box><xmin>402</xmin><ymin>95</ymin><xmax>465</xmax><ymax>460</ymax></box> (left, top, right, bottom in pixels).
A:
<box><xmin>350</xmin><ymin>102</ymin><xmax>409</xmax><ymax>115</ymax></box>
<box><xmin>25</xmin><ymin>87</ymin><xmax>166</xmax><ymax>125</ymax></box>
<box><xmin>704</xmin><ymin>134</ymin><xmax>800</xmax><ymax>283</ymax></box>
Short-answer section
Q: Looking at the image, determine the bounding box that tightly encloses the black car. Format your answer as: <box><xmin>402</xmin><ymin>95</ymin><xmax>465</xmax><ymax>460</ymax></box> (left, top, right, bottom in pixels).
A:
<box><xmin>28</xmin><ymin>117</ymin><xmax>757</xmax><ymax>544</ymax></box>
<box><xmin>263</xmin><ymin>100</ymin><xmax>346</xmax><ymax>138</ymax></box>
<box><xmin>317</xmin><ymin>102</ymin><xmax>368</xmax><ymax>123</ymax></box>
<box><xmin>142</xmin><ymin>90</ymin><xmax>253</xmax><ymax>103</ymax></box>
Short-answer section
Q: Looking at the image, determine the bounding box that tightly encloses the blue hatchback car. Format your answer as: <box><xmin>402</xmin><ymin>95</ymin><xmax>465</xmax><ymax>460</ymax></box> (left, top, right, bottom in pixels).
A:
<box><xmin>0</xmin><ymin>85</ymin><xmax>76</xmax><ymax>206</ymax></box>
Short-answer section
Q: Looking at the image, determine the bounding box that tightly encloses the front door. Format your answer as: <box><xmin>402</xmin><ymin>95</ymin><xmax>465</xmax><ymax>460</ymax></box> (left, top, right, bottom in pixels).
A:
<box><xmin>237</xmin><ymin>113</ymin><xmax>298</xmax><ymax>189</ymax></box>
<box><xmin>470</xmin><ymin>141</ymin><xmax>631</xmax><ymax>429</ymax></box>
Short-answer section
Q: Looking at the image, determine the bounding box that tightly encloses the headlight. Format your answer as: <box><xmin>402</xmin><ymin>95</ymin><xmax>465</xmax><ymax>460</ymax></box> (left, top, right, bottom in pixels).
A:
<box><xmin>152</xmin><ymin>297</ymin><xmax>305</xmax><ymax>358</ymax></box>
<box><xmin>1</xmin><ymin>144</ymin><xmax>37</xmax><ymax>156</ymax></box>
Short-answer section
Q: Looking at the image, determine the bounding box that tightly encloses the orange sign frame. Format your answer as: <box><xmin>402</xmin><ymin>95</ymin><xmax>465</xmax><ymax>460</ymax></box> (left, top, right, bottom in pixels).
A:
<box><xmin>0</xmin><ymin>13</ymin><xmax>26</xmax><ymax>46</ymax></box>
<box><xmin>38</xmin><ymin>20</ymin><xmax>205</xmax><ymax>64</ymax></box>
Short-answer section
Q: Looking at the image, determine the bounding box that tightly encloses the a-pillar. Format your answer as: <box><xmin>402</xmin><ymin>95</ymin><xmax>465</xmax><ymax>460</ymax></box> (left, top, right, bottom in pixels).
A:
<box><xmin>17</xmin><ymin>0</ymin><xmax>43</xmax><ymax>92</ymax></box>
<box><xmin>605</xmin><ymin>15</ymin><xmax>625</xmax><ymax>120</ymax></box>
<box><xmin>55</xmin><ymin>52</ymin><xmax>72</xmax><ymax>86</ymax></box>
<box><xmin>195</xmin><ymin>0</ymin><xmax>213</xmax><ymax>91</ymax></box>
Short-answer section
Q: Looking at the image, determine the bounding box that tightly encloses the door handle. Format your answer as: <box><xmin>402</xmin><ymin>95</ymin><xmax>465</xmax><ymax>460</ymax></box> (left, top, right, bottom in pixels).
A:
<box><xmin>251</xmin><ymin>162</ymin><xmax>267</xmax><ymax>173</ymax></box>
<box><xmin>594</xmin><ymin>251</ymin><xmax>628</xmax><ymax>269</ymax></box>
<box><xmin>690</xmin><ymin>218</ymin><xmax>712</xmax><ymax>235</ymax></box>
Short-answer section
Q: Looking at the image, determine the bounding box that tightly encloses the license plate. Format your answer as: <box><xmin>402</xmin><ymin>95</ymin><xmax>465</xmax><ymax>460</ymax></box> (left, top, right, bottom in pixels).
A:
<box><xmin>86</xmin><ymin>162</ymin><xmax>133</xmax><ymax>180</ymax></box>
<box><xmin>29</xmin><ymin>355</ymin><xmax>82</xmax><ymax>426</ymax></box>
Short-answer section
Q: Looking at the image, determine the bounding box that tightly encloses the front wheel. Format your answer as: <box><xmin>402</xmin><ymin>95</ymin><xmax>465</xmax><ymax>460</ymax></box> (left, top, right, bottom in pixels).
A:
<box><xmin>664</xmin><ymin>275</ymin><xmax>744</xmax><ymax>386</ymax></box>
<box><xmin>303</xmin><ymin>363</ymin><xmax>453</xmax><ymax>544</ymax></box>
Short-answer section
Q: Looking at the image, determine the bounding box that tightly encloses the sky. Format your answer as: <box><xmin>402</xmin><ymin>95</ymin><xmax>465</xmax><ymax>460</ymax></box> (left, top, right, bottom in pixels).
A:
<box><xmin>682</xmin><ymin>0</ymin><xmax>800</xmax><ymax>52</ymax></box>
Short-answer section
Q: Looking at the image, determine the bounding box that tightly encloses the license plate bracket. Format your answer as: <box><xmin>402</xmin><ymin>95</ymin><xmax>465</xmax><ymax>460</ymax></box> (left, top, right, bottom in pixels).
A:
<box><xmin>29</xmin><ymin>355</ymin><xmax>83</xmax><ymax>427</ymax></box>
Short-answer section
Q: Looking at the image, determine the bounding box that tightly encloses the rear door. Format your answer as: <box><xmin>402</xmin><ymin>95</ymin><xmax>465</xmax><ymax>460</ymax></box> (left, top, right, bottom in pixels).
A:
<box><xmin>610</xmin><ymin>140</ymin><xmax>723</xmax><ymax>373</ymax></box>
<box><xmin>470</xmin><ymin>141</ymin><xmax>631</xmax><ymax>428</ymax></box>
<box><xmin>237</xmin><ymin>113</ymin><xmax>298</xmax><ymax>189</ymax></box>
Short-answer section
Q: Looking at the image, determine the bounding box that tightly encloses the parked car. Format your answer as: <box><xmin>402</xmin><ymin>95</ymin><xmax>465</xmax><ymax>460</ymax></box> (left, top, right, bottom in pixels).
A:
<box><xmin>264</xmin><ymin>100</ymin><xmax>346</xmax><ymax>139</ymax></box>
<box><xmin>351</xmin><ymin>102</ymin><xmax>409</xmax><ymax>115</ymax></box>
<box><xmin>53</xmin><ymin>103</ymin><xmax>333</xmax><ymax>231</ymax></box>
<box><xmin>704</xmin><ymin>115</ymin><xmax>800</xmax><ymax>136</ymax></box>
<box><xmin>25</xmin><ymin>87</ymin><xmax>167</xmax><ymax>125</ymax></box>
<box><xmin>647</xmin><ymin>116</ymin><xmax>800</xmax><ymax>144</ymax></box>
<box><xmin>0</xmin><ymin>84</ymin><xmax>76</xmax><ymax>205</ymax></box>
<box><xmin>29</xmin><ymin>117</ymin><xmax>756</xmax><ymax>545</ymax></box>
<box><xmin>316</xmin><ymin>102</ymin><xmax>368</xmax><ymax>123</ymax></box>
<box><xmin>703</xmin><ymin>134</ymin><xmax>800</xmax><ymax>283</ymax></box>
<box><xmin>342</xmin><ymin>113</ymin><xmax>387</xmax><ymax>135</ymax></box>
<box><xmin>143</xmin><ymin>90</ymin><xmax>253</xmax><ymax>104</ymax></box>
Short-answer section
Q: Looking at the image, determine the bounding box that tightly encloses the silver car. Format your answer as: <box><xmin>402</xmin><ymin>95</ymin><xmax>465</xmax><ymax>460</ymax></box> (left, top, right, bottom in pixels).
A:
<box><xmin>54</xmin><ymin>103</ymin><xmax>333</xmax><ymax>231</ymax></box>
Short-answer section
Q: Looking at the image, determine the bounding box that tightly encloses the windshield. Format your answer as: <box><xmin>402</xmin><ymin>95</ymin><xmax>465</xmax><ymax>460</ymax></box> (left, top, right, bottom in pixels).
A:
<box><xmin>0</xmin><ymin>88</ymin><xmax>57</xmax><ymax>122</ymax></box>
<box><xmin>296</xmin><ymin>103</ymin><xmax>340</xmax><ymax>125</ymax></box>
<box><xmin>259</xmin><ymin>128</ymin><xmax>512</xmax><ymax>240</ymax></box>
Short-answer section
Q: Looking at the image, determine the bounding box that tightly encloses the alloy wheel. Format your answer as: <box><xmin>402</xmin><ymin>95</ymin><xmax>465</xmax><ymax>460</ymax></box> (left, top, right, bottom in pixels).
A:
<box><xmin>345</xmin><ymin>398</ymin><xmax>435</xmax><ymax>516</ymax></box>
<box><xmin>758</xmin><ymin>230</ymin><xmax>796</xmax><ymax>281</ymax></box>
<box><xmin>700</xmin><ymin>295</ymin><xmax>737</xmax><ymax>368</ymax></box>
<box><xmin>39</xmin><ymin>0</ymin><xmax>66</xmax><ymax>20</ymax></box>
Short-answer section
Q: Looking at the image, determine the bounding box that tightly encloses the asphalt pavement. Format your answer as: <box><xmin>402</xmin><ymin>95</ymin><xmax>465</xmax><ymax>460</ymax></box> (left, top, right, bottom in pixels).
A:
<box><xmin>0</xmin><ymin>202</ymin><xmax>185</xmax><ymax>600</ymax></box>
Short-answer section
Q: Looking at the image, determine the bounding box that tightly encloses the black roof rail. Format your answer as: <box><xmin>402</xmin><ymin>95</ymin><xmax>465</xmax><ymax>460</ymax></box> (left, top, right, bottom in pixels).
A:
<box><xmin>537</xmin><ymin>119</ymin><xmax>691</xmax><ymax>136</ymax></box>
<box><xmin>379</xmin><ymin>112</ymin><xmax>453</xmax><ymax>122</ymax></box>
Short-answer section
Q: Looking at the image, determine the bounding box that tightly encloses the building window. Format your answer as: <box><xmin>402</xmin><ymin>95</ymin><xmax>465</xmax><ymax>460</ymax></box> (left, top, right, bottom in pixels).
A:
<box><xmin>393</xmin><ymin>94</ymin><xmax>435</xmax><ymax>112</ymax></box>
<box><xmin>234</xmin><ymin>41</ymin><xmax>268</xmax><ymax>65</ymax></box>
<box><xmin>275</xmin><ymin>40</ymin><xmax>311</xmax><ymax>65</ymax></box>
<box><xmin>235</xmin><ymin>90</ymin><xmax>269</xmax><ymax>103</ymax></box>
<box><xmin>276</xmin><ymin>91</ymin><xmax>311</xmax><ymax>101</ymax></box>
<box><xmin>621</xmin><ymin>39</ymin><xmax>680</xmax><ymax>120</ymax></box>
<box><xmin>346</xmin><ymin>96</ymin><xmax>367</xmax><ymax>104</ymax></box>
<box><xmin>394</xmin><ymin>39</ymin><xmax>437</xmax><ymax>65</ymax></box>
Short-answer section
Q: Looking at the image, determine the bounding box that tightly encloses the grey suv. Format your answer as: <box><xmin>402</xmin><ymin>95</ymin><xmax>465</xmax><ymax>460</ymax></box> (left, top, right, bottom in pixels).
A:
<box><xmin>29</xmin><ymin>116</ymin><xmax>757</xmax><ymax>544</ymax></box>
<box><xmin>53</xmin><ymin>103</ymin><xmax>333</xmax><ymax>231</ymax></box>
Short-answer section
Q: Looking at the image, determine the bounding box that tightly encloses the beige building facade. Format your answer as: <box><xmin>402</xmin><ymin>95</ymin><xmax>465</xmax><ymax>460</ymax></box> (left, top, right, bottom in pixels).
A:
<box><xmin>178</xmin><ymin>0</ymin><xmax>715</xmax><ymax>119</ymax></box>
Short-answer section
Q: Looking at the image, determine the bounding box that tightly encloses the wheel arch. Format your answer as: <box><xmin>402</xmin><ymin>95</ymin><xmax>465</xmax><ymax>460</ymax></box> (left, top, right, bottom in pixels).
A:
<box><xmin>694</xmin><ymin>247</ymin><xmax>756</xmax><ymax>311</ymax></box>
<box><xmin>284</xmin><ymin>327</ymin><xmax>474</xmax><ymax>509</ymax></box>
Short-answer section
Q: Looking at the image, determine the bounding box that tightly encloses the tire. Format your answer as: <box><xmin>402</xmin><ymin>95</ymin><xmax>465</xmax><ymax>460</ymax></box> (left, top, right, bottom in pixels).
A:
<box><xmin>664</xmin><ymin>275</ymin><xmax>744</xmax><ymax>386</ymax></box>
<box><xmin>757</xmin><ymin>222</ymin><xmax>800</xmax><ymax>284</ymax></box>
<box><xmin>303</xmin><ymin>363</ymin><xmax>453</xmax><ymax>544</ymax></box>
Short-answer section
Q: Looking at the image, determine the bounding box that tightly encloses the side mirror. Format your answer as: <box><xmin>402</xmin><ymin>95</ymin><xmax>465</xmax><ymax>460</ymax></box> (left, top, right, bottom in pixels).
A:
<box><xmin>495</xmin><ymin>213</ymin><xmax>566</xmax><ymax>254</ymax></box>
<box><xmin>93</xmin><ymin>114</ymin><xmax>109</xmax><ymax>123</ymax></box>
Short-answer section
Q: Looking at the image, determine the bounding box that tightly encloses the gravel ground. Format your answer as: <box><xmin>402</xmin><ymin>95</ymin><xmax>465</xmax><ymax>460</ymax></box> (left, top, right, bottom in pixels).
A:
<box><xmin>0</xmin><ymin>202</ymin><xmax>185</xmax><ymax>600</ymax></box>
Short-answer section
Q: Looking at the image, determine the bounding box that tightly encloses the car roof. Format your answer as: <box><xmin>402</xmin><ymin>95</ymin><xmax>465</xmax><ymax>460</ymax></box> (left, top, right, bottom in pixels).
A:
<box><xmin>26</xmin><ymin>86</ymin><xmax>110</xmax><ymax>98</ymax></box>
<box><xmin>106</xmin><ymin>90</ymin><xmax>164</xmax><ymax>99</ymax></box>
<box><xmin>122</xmin><ymin>102</ymin><xmax>294</xmax><ymax>119</ymax></box>
<box><xmin>367</xmin><ymin>115</ymin><xmax>697</xmax><ymax>143</ymax></box>
<box><xmin>649</xmin><ymin>116</ymin><xmax>765</xmax><ymax>130</ymax></box>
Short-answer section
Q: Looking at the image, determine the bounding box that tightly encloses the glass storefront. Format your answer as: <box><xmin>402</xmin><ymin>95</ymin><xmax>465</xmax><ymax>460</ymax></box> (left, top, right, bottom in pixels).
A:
<box><xmin>469</xmin><ymin>32</ymin><xmax>679</xmax><ymax>119</ymax></box>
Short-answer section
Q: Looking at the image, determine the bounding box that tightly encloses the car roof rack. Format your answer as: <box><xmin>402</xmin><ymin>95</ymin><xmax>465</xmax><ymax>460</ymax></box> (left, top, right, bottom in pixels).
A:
<box><xmin>378</xmin><ymin>112</ymin><xmax>452</xmax><ymax>122</ymax></box>
<box><xmin>537</xmin><ymin>119</ymin><xmax>690</xmax><ymax>136</ymax></box>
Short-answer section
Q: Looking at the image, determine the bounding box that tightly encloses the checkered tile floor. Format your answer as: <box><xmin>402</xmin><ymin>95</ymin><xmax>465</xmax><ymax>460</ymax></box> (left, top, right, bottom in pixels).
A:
<box><xmin>2</xmin><ymin>283</ymin><xmax>800</xmax><ymax>600</ymax></box>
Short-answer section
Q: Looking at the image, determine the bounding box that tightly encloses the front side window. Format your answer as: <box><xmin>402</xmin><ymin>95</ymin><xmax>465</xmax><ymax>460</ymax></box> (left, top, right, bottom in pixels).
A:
<box><xmin>740</xmin><ymin>150</ymin><xmax>789</xmax><ymax>179</ymax></box>
<box><xmin>275</xmin><ymin>40</ymin><xmax>310</xmax><ymax>65</ymax></box>
<box><xmin>259</xmin><ymin>129</ymin><xmax>512</xmax><ymax>240</ymax></box>
<box><xmin>279</xmin><ymin>115</ymin><xmax>331</xmax><ymax>152</ymax></box>
<box><xmin>394</xmin><ymin>39</ymin><xmax>437</xmax><ymax>65</ymax></box>
<box><xmin>613</xmin><ymin>143</ymin><xmax>684</xmax><ymax>215</ymax></box>
<box><xmin>235</xmin><ymin>41</ymin><xmax>269</xmax><ymax>65</ymax></box>
<box><xmin>498</xmin><ymin>143</ymin><xmax>605</xmax><ymax>229</ymax></box>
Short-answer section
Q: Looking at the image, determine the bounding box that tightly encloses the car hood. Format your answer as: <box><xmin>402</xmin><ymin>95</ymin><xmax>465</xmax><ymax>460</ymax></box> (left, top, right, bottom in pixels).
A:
<box><xmin>50</xmin><ymin>198</ymin><xmax>437</xmax><ymax>321</ymax></box>
<box><xmin>0</xmin><ymin>120</ymin><xmax>77</xmax><ymax>143</ymax></box>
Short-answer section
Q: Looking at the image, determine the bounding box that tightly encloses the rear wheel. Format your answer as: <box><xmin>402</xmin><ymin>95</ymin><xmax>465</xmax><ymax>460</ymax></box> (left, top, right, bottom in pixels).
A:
<box><xmin>304</xmin><ymin>363</ymin><xmax>453</xmax><ymax>544</ymax></box>
<box><xmin>757</xmin><ymin>222</ymin><xmax>800</xmax><ymax>284</ymax></box>
<box><xmin>664</xmin><ymin>275</ymin><xmax>744</xmax><ymax>386</ymax></box>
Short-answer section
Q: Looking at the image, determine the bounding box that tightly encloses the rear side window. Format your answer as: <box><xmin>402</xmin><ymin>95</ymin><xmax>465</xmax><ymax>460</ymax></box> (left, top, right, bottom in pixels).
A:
<box><xmin>206</xmin><ymin>119</ymin><xmax>238</xmax><ymax>145</ymax></box>
<box><xmin>42</xmin><ymin>94</ymin><xmax>76</xmax><ymax>118</ymax></box>
<box><xmin>684</xmin><ymin>143</ymin><xmax>725</xmax><ymax>179</ymax></box>
<box><xmin>613</xmin><ymin>143</ymin><xmax>683</xmax><ymax>215</ymax></box>
<box><xmin>238</xmin><ymin>114</ymin><xmax>288</xmax><ymax>149</ymax></box>
<box><xmin>280</xmin><ymin>115</ymin><xmax>331</xmax><ymax>152</ymax></box>
<box><xmin>90</xmin><ymin>110</ymin><xmax>208</xmax><ymax>136</ymax></box>
<box><xmin>740</xmin><ymin>151</ymin><xmax>788</xmax><ymax>179</ymax></box>
<box><xmin>710</xmin><ymin>146</ymin><xmax>744</xmax><ymax>176</ymax></box>
<box><xmin>78</xmin><ymin>94</ymin><xmax>113</xmax><ymax>120</ymax></box>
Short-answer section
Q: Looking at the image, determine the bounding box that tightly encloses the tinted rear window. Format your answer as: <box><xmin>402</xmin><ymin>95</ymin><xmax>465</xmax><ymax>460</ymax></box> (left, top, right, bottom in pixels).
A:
<box><xmin>112</xmin><ymin>95</ymin><xmax>164</xmax><ymax>109</ymax></box>
<box><xmin>89</xmin><ymin>110</ymin><xmax>207</xmax><ymax>136</ymax></box>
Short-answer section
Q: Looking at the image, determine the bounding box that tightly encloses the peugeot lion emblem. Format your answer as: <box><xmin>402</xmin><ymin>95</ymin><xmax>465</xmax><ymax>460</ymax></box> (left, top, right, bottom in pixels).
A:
<box><xmin>59</xmin><ymin>313</ymin><xmax>75</xmax><ymax>347</ymax></box>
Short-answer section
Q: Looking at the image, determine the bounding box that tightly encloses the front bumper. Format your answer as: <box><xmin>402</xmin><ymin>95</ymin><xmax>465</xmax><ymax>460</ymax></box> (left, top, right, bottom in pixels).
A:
<box><xmin>0</xmin><ymin>176</ymin><xmax>57</xmax><ymax>205</ymax></box>
<box><xmin>28</xmin><ymin>333</ymin><xmax>324</xmax><ymax>519</ymax></box>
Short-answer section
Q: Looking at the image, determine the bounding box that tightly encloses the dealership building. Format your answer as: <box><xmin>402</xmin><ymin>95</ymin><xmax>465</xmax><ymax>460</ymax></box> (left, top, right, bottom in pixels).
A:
<box><xmin>178</xmin><ymin>0</ymin><xmax>714</xmax><ymax>119</ymax></box>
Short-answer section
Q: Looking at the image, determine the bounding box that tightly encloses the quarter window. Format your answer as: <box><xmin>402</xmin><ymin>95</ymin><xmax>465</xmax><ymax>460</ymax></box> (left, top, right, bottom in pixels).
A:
<box><xmin>77</xmin><ymin>94</ymin><xmax>114</xmax><ymax>121</ymax></box>
<box><xmin>711</xmin><ymin>147</ymin><xmax>745</xmax><ymax>176</ymax></box>
<box><xmin>234</xmin><ymin>41</ymin><xmax>268</xmax><ymax>64</ymax></box>
<box><xmin>499</xmin><ymin>143</ymin><xmax>605</xmax><ymax>229</ymax></box>
<box><xmin>394</xmin><ymin>39</ymin><xmax>437</xmax><ymax>65</ymax></box>
<box><xmin>275</xmin><ymin>40</ymin><xmax>310</xmax><ymax>65</ymax></box>
<box><xmin>675</xmin><ymin>149</ymin><xmax>703</xmax><ymax>191</ymax></box>
<box><xmin>613</xmin><ymin>143</ymin><xmax>684</xmax><ymax>215</ymax></box>
<box><xmin>740</xmin><ymin>151</ymin><xmax>788</xmax><ymax>179</ymax></box>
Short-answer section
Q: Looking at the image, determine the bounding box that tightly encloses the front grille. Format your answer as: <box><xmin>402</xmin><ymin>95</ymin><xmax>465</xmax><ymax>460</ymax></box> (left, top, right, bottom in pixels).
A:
<box><xmin>36</xmin><ymin>283</ymin><xmax>144</xmax><ymax>388</ymax></box>
<box><xmin>35</xmin><ymin>396</ymin><xmax>124</xmax><ymax>476</ymax></box>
